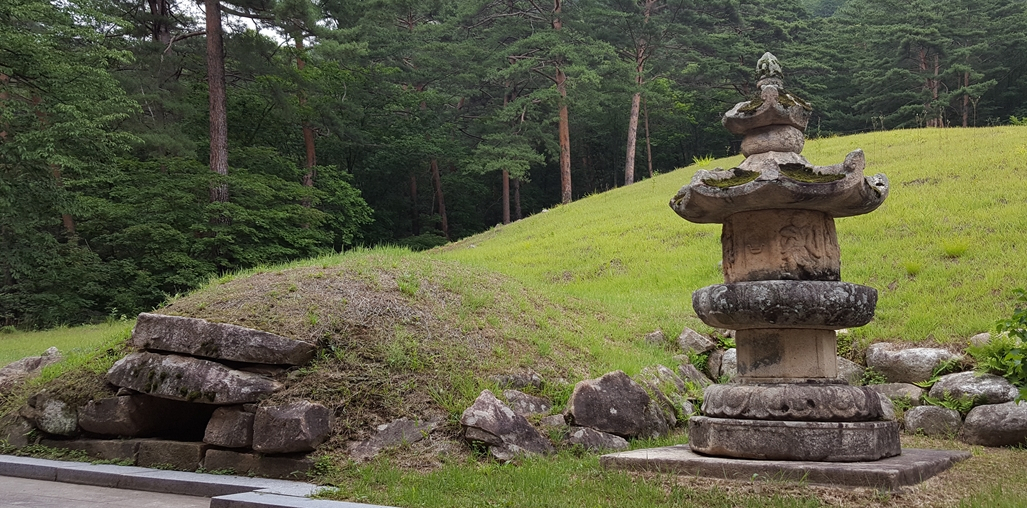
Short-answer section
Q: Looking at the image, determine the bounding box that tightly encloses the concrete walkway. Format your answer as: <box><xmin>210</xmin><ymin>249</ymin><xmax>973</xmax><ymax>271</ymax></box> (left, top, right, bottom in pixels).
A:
<box><xmin>0</xmin><ymin>455</ymin><xmax>393</xmax><ymax>508</ymax></box>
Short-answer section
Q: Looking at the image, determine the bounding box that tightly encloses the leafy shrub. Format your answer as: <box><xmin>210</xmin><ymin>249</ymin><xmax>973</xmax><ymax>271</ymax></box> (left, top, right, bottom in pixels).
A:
<box><xmin>967</xmin><ymin>288</ymin><xmax>1027</xmax><ymax>400</ymax></box>
<box><xmin>860</xmin><ymin>367</ymin><xmax>887</xmax><ymax>385</ymax></box>
<box><xmin>923</xmin><ymin>391</ymin><xmax>978</xmax><ymax>416</ymax></box>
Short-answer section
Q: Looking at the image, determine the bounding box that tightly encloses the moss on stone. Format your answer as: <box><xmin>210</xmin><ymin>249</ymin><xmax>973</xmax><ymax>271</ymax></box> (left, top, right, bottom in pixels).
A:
<box><xmin>778</xmin><ymin>89</ymin><xmax>812</xmax><ymax>111</ymax></box>
<box><xmin>737</xmin><ymin>98</ymin><xmax>764</xmax><ymax>114</ymax></box>
<box><xmin>703</xmin><ymin>168</ymin><xmax>759</xmax><ymax>188</ymax></box>
<box><xmin>779</xmin><ymin>163</ymin><xmax>844</xmax><ymax>183</ymax></box>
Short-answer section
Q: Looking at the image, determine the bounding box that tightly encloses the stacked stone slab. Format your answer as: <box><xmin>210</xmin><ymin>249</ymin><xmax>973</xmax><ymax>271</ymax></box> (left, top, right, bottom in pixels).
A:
<box><xmin>670</xmin><ymin>53</ymin><xmax>897</xmax><ymax>462</ymax></box>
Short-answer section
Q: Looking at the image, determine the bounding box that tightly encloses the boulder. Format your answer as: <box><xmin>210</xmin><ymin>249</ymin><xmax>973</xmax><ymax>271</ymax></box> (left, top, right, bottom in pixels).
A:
<box><xmin>20</xmin><ymin>392</ymin><xmax>77</xmax><ymax>437</ymax></box>
<box><xmin>565</xmin><ymin>426</ymin><xmax>629</xmax><ymax>452</ymax></box>
<box><xmin>869</xmin><ymin>383</ymin><xmax>925</xmax><ymax>406</ymax></box>
<box><xmin>252</xmin><ymin>401</ymin><xmax>331</xmax><ymax>454</ymax></box>
<box><xmin>567</xmin><ymin>371</ymin><xmax>668</xmax><ymax>438</ymax></box>
<box><xmin>879</xmin><ymin>396</ymin><xmax>896</xmax><ymax>421</ymax></box>
<box><xmin>968</xmin><ymin>332</ymin><xmax>991</xmax><ymax>347</ymax></box>
<box><xmin>502</xmin><ymin>390</ymin><xmax>552</xmax><ymax>416</ymax></box>
<box><xmin>961</xmin><ymin>403</ymin><xmax>1027</xmax><ymax>447</ymax></box>
<box><xmin>349</xmin><ymin>417</ymin><xmax>438</xmax><ymax>461</ymax></box>
<box><xmin>677</xmin><ymin>328</ymin><xmax>716</xmax><ymax>354</ymax></box>
<box><xmin>107</xmin><ymin>352</ymin><xmax>282</xmax><ymax>405</ymax></box>
<box><xmin>79</xmin><ymin>394</ymin><xmax>215</xmax><ymax>438</ymax></box>
<box><xmin>460</xmin><ymin>390</ymin><xmax>553</xmax><ymax>460</ymax></box>
<box><xmin>490</xmin><ymin>370</ymin><xmax>543</xmax><ymax>390</ymax></box>
<box><xmin>0</xmin><ymin>347</ymin><xmax>61</xmax><ymax>393</ymax></box>
<box><xmin>137</xmin><ymin>440</ymin><xmax>207</xmax><ymax>471</ymax></box>
<box><xmin>0</xmin><ymin>414</ymin><xmax>33</xmax><ymax>448</ymax></box>
<box><xmin>637</xmin><ymin>365</ymin><xmax>693</xmax><ymax>424</ymax></box>
<box><xmin>903</xmin><ymin>406</ymin><xmax>962</xmax><ymax>437</ymax></box>
<box><xmin>836</xmin><ymin>357</ymin><xmax>864</xmax><ymax>386</ymax></box>
<box><xmin>865</xmin><ymin>343</ymin><xmax>961</xmax><ymax>384</ymax></box>
<box><xmin>677</xmin><ymin>363</ymin><xmax>712</xmax><ymax>389</ymax></box>
<box><xmin>130</xmin><ymin>313</ymin><xmax>315</xmax><ymax>365</ymax></box>
<box><xmin>540</xmin><ymin>414</ymin><xmax>567</xmax><ymax>428</ymax></box>
<box><xmin>720</xmin><ymin>349</ymin><xmax>738</xmax><ymax>381</ymax></box>
<box><xmin>706</xmin><ymin>349</ymin><xmax>725</xmax><ymax>380</ymax></box>
<box><xmin>644</xmin><ymin>330</ymin><xmax>666</xmax><ymax>345</ymax></box>
<box><xmin>928</xmin><ymin>371</ymin><xmax>1018</xmax><ymax>405</ymax></box>
<box><xmin>204</xmin><ymin>406</ymin><xmax>254</xmax><ymax>448</ymax></box>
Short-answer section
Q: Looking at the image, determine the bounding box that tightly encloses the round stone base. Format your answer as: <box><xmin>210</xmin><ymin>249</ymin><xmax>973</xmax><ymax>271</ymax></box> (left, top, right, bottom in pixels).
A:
<box><xmin>688</xmin><ymin>416</ymin><xmax>900</xmax><ymax>462</ymax></box>
<box><xmin>702</xmin><ymin>383</ymin><xmax>886</xmax><ymax>422</ymax></box>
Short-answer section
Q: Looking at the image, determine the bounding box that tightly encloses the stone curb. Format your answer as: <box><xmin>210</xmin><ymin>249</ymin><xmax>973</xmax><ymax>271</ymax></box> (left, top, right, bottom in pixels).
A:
<box><xmin>0</xmin><ymin>454</ymin><xmax>392</xmax><ymax>508</ymax></box>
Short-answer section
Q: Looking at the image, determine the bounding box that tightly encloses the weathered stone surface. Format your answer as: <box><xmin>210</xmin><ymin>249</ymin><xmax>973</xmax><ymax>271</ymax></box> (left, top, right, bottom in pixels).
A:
<box><xmin>706</xmin><ymin>349</ymin><xmax>725</xmax><ymax>380</ymax></box>
<box><xmin>879</xmin><ymin>396</ymin><xmax>896</xmax><ymax>421</ymax></box>
<box><xmin>349</xmin><ymin>417</ymin><xmax>438</xmax><ymax>461</ymax></box>
<box><xmin>502</xmin><ymin>390</ymin><xmax>552</xmax><ymax>416</ymax></box>
<box><xmin>39</xmin><ymin>438</ymin><xmax>140</xmax><ymax>463</ymax></box>
<box><xmin>864</xmin><ymin>343</ymin><xmax>961</xmax><ymax>384</ymax></box>
<box><xmin>869</xmin><ymin>383</ymin><xmax>924</xmax><ymax>405</ymax></box>
<box><xmin>969</xmin><ymin>332</ymin><xmax>991</xmax><ymax>346</ymax></box>
<box><xmin>722</xmin><ymin>81</ymin><xmax>811</xmax><ymax>135</ymax></box>
<box><xmin>20</xmin><ymin>392</ymin><xmax>77</xmax><ymax>436</ymax></box>
<box><xmin>460</xmin><ymin>390</ymin><xmax>553</xmax><ymax>460</ymax></box>
<box><xmin>671</xmin><ymin>149</ymin><xmax>888</xmax><ymax>224</ymax></box>
<box><xmin>701</xmin><ymin>383</ymin><xmax>885</xmax><ymax>422</ymax></box>
<box><xmin>107</xmin><ymin>352</ymin><xmax>283</xmax><ymax>405</ymax></box>
<box><xmin>836</xmin><ymin>357</ymin><xmax>864</xmax><ymax>386</ymax></box>
<box><xmin>203</xmin><ymin>449</ymin><xmax>312</xmax><ymax>479</ymax></box>
<box><xmin>78</xmin><ymin>394</ymin><xmax>215</xmax><ymax>438</ymax></box>
<box><xmin>719</xmin><ymin>349</ymin><xmax>737</xmax><ymax>381</ymax></box>
<box><xmin>928</xmin><ymin>371</ymin><xmax>1018</xmax><ymax>405</ymax></box>
<box><xmin>903</xmin><ymin>406</ymin><xmax>961</xmax><ymax>437</ymax></box>
<box><xmin>739</xmin><ymin>125</ymin><xmax>805</xmax><ymax>157</ymax></box>
<box><xmin>688</xmin><ymin>416</ymin><xmax>900</xmax><ymax>462</ymax></box>
<box><xmin>204</xmin><ymin>406</ymin><xmax>254</xmax><ymax>448</ymax></box>
<box><xmin>491</xmin><ymin>370</ymin><xmax>543</xmax><ymax>390</ymax></box>
<box><xmin>131</xmin><ymin>312</ymin><xmax>315</xmax><ymax>365</ymax></box>
<box><xmin>678</xmin><ymin>363</ymin><xmax>713</xmax><ymax>388</ymax></box>
<box><xmin>0</xmin><ymin>414</ymin><xmax>33</xmax><ymax>448</ymax></box>
<box><xmin>735</xmin><ymin>329</ymin><xmax>836</xmax><ymax>379</ymax></box>
<box><xmin>644</xmin><ymin>330</ymin><xmax>666</xmax><ymax>345</ymax></box>
<box><xmin>601</xmin><ymin>446</ymin><xmax>971</xmax><ymax>490</ymax></box>
<box><xmin>252</xmin><ymin>401</ymin><xmax>331</xmax><ymax>454</ymax></box>
<box><xmin>566</xmin><ymin>426</ymin><xmax>629</xmax><ymax>452</ymax></box>
<box><xmin>960</xmin><ymin>403</ymin><xmax>1027</xmax><ymax>447</ymax></box>
<box><xmin>567</xmin><ymin>371</ymin><xmax>668</xmax><ymax>438</ymax></box>
<box><xmin>638</xmin><ymin>365</ymin><xmax>694</xmax><ymax>424</ymax></box>
<box><xmin>723</xmin><ymin>209</ymin><xmax>840</xmax><ymax>283</ymax></box>
<box><xmin>137</xmin><ymin>440</ymin><xmax>208</xmax><ymax>470</ymax></box>
<box><xmin>677</xmin><ymin>328</ymin><xmax>716</xmax><ymax>355</ymax></box>
<box><xmin>540</xmin><ymin>414</ymin><xmax>567</xmax><ymax>428</ymax></box>
<box><xmin>693</xmin><ymin>281</ymin><xmax>877</xmax><ymax>330</ymax></box>
<box><xmin>0</xmin><ymin>347</ymin><xmax>61</xmax><ymax>393</ymax></box>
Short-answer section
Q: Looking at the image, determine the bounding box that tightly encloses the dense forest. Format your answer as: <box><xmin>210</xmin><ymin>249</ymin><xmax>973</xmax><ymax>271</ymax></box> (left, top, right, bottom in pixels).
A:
<box><xmin>3</xmin><ymin>0</ymin><xmax>1027</xmax><ymax>328</ymax></box>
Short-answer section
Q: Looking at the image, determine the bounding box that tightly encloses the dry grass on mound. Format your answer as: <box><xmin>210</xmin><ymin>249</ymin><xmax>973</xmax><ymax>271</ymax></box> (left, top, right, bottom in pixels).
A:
<box><xmin>160</xmin><ymin>254</ymin><xmax>594</xmax><ymax>453</ymax></box>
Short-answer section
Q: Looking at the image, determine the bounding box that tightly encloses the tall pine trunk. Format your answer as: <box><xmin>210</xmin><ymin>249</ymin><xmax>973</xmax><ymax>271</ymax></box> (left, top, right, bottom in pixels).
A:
<box><xmin>624</xmin><ymin>91</ymin><xmax>641</xmax><ymax>185</ymax></box>
<box><xmin>296</xmin><ymin>37</ymin><xmax>316</xmax><ymax>207</ymax></box>
<box><xmin>206</xmin><ymin>0</ymin><xmax>229</xmax><ymax>204</ymax></box>
<box><xmin>502</xmin><ymin>169</ymin><xmax>511</xmax><ymax>224</ymax></box>
<box><xmin>643</xmin><ymin>95</ymin><xmax>653</xmax><ymax>178</ymax></box>
<box><xmin>554</xmin><ymin>1</ymin><xmax>572</xmax><ymax>204</ymax></box>
<box><xmin>430</xmin><ymin>158</ymin><xmax>449</xmax><ymax>240</ymax></box>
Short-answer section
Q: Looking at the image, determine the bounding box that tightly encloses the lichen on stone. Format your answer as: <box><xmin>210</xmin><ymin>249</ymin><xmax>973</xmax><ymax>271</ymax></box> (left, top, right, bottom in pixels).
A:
<box><xmin>737</xmin><ymin>98</ymin><xmax>764</xmax><ymax>114</ymax></box>
<box><xmin>703</xmin><ymin>168</ymin><xmax>759</xmax><ymax>188</ymax></box>
<box><xmin>778</xmin><ymin>90</ymin><xmax>812</xmax><ymax>111</ymax></box>
<box><xmin>779</xmin><ymin>163</ymin><xmax>844</xmax><ymax>183</ymax></box>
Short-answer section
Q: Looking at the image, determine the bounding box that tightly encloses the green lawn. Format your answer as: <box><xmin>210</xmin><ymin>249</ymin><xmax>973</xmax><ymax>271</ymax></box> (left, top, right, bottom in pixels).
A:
<box><xmin>0</xmin><ymin>321</ymin><xmax>133</xmax><ymax>368</ymax></box>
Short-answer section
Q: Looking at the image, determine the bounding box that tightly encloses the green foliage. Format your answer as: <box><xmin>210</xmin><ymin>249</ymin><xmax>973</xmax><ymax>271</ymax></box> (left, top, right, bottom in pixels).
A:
<box><xmin>913</xmin><ymin>358</ymin><xmax>964</xmax><ymax>388</ymax></box>
<box><xmin>968</xmin><ymin>289</ymin><xmax>1027</xmax><ymax>399</ymax></box>
<box><xmin>923</xmin><ymin>391</ymin><xmax>979</xmax><ymax>416</ymax></box>
<box><xmin>860</xmin><ymin>368</ymin><xmax>888</xmax><ymax>386</ymax></box>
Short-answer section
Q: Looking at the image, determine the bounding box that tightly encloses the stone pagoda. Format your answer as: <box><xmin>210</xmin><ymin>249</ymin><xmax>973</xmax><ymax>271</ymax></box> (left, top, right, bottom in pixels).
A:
<box><xmin>671</xmin><ymin>52</ymin><xmax>897</xmax><ymax>461</ymax></box>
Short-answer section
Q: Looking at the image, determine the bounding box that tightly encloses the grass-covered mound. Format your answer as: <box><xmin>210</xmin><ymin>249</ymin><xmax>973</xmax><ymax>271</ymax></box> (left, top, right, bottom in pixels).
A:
<box><xmin>440</xmin><ymin>126</ymin><xmax>1027</xmax><ymax>347</ymax></box>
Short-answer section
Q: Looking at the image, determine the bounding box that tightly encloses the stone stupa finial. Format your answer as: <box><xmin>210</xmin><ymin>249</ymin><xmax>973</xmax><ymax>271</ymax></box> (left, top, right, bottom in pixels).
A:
<box><xmin>756</xmin><ymin>52</ymin><xmax>784</xmax><ymax>88</ymax></box>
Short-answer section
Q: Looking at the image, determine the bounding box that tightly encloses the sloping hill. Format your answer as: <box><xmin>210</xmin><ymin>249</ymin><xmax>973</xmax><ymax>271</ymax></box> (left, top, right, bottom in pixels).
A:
<box><xmin>439</xmin><ymin>126</ymin><xmax>1027</xmax><ymax>345</ymax></box>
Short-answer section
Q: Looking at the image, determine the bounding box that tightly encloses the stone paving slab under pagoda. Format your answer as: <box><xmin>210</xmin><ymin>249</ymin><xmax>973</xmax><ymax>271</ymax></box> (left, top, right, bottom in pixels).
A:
<box><xmin>600</xmin><ymin>446</ymin><xmax>971</xmax><ymax>491</ymax></box>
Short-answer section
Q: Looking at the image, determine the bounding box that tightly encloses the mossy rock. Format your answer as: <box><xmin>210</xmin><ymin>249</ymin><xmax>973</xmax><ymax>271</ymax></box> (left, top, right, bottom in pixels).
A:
<box><xmin>703</xmin><ymin>168</ymin><xmax>759</xmax><ymax>188</ymax></box>
<box><xmin>779</xmin><ymin>163</ymin><xmax>844</xmax><ymax>183</ymax></box>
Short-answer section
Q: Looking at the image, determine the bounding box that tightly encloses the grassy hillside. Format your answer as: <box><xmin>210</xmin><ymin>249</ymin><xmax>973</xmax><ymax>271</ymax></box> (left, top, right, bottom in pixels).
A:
<box><xmin>439</xmin><ymin>126</ymin><xmax>1027</xmax><ymax>346</ymax></box>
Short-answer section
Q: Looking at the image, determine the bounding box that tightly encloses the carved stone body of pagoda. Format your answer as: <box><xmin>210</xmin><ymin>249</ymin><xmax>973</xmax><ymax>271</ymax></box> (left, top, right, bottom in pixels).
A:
<box><xmin>671</xmin><ymin>53</ymin><xmax>897</xmax><ymax>461</ymax></box>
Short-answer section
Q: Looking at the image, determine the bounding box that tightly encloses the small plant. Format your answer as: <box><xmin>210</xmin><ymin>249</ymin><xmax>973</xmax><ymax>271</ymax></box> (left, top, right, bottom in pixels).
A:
<box><xmin>396</xmin><ymin>273</ymin><xmax>420</xmax><ymax>297</ymax></box>
<box><xmin>692</xmin><ymin>154</ymin><xmax>715</xmax><ymax>167</ymax></box>
<box><xmin>860</xmin><ymin>367</ymin><xmax>887</xmax><ymax>385</ymax></box>
<box><xmin>923</xmin><ymin>391</ymin><xmax>979</xmax><ymax>416</ymax></box>
<box><xmin>942</xmin><ymin>239</ymin><xmax>969</xmax><ymax>258</ymax></box>
<box><xmin>685</xmin><ymin>351</ymin><xmax>710</xmax><ymax>376</ymax></box>
<box><xmin>903</xmin><ymin>261</ymin><xmax>922</xmax><ymax>277</ymax></box>
<box><xmin>913</xmin><ymin>358</ymin><xmax>963</xmax><ymax>389</ymax></box>
<box><xmin>968</xmin><ymin>288</ymin><xmax>1027</xmax><ymax>400</ymax></box>
<box><xmin>717</xmin><ymin>334</ymin><xmax>736</xmax><ymax>349</ymax></box>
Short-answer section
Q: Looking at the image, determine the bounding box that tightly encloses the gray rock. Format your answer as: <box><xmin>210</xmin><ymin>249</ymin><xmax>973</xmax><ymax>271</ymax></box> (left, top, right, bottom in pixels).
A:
<box><xmin>677</xmin><ymin>363</ymin><xmax>712</xmax><ymax>389</ymax></box>
<box><xmin>491</xmin><ymin>370</ymin><xmax>543</xmax><ymax>390</ymax></box>
<box><xmin>706</xmin><ymin>349</ymin><xmax>725</xmax><ymax>380</ymax></box>
<box><xmin>204</xmin><ymin>406</ymin><xmax>254</xmax><ymax>448</ymax></box>
<box><xmin>349</xmin><ymin>417</ymin><xmax>438</xmax><ymax>461</ymax></box>
<box><xmin>565</xmin><ymin>426</ymin><xmax>629</xmax><ymax>452</ymax></box>
<box><xmin>137</xmin><ymin>440</ymin><xmax>207</xmax><ymax>471</ymax></box>
<box><xmin>0</xmin><ymin>414</ymin><xmax>33</xmax><ymax>448</ymax></box>
<box><xmin>252</xmin><ymin>401</ymin><xmax>331</xmax><ymax>454</ymax></box>
<box><xmin>929</xmin><ymin>371</ymin><xmax>1018</xmax><ymax>405</ymax></box>
<box><xmin>692</xmin><ymin>281</ymin><xmax>878</xmax><ymax>330</ymax></box>
<box><xmin>0</xmin><ymin>347</ymin><xmax>61</xmax><ymax>393</ymax></box>
<box><xmin>644</xmin><ymin>330</ymin><xmax>666</xmax><ymax>345</ymax></box>
<box><xmin>79</xmin><ymin>394</ymin><xmax>214</xmax><ymax>438</ymax></box>
<box><xmin>969</xmin><ymin>332</ymin><xmax>991</xmax><ymax>347</ymax></box>
<box><xmin>131</xmin><ymin>313</ymin><xmax>315</xmax><ymax>365</ymax></box>
<box><xmin>107</xmin><ymin>352</ymin><xmax>282</xmax><ymax>405</ymax></box>
<box><xmin>677</xmin><ymin>328</ymin><xmax>716</xmax><ymax>354</ymax></box>
<box><xmin>879</xmin><ymin>396</ymin><xmax>896</xmax><ymax>421</ymax></box>
<box><xmin>739</xmin><ymin>124</ymin><xmax>805</xmax><ymax>157</ymax></box>
<box><xmin>961</xmin><ymin>403</ymin><xmax>1027</xmax><ymax>447</ymax></box>
<box><xmin>567</xmin><ymin>371</ymin><xmax>668</xmax><ymax>438</ymax></box>
<box><xmin>836</xmin><ymin>357</ymin><xmax>865</xmax><ymax>386</ymax></box>
<box><xmin>870</xmin><ymin>383</ymin><xmax>925</xmax><ymax>406</ymax></box>
<box><xmin>540</xmin><ymin>414</ymin><xmax>567</xmax><ymax>428</ymax></box>
<box><xmin>20</xmin><ymin>392</ymin><xmax>77</xmax><ymax>436</ymax></box>
<box><xmin>502</xmin><ymin>390</ymin><xmax>552</xmax><ymax>416</ymax></box>
<box><xmin>637</xmin><ymin>365</ymin><xmax>693</xmax><ymax>424</ymax></box>
<box><xmin>865</xmin><ymin>343</ymin><xmax>962</xmax><ymax>384</ymax></box>
<box><xmin>720</xmin><ymin>349</ymin><xmax>737</xmax><ymax>381</ymax></box>
<box><xmin>904</xmin><ymin>406</ymin><xmax>962</xmax><ymax>437</ymax></box>
<box><xmin>460</xmin><ymin>390</ymin><xmax>553</xmax><ymax>460</ymax></box>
